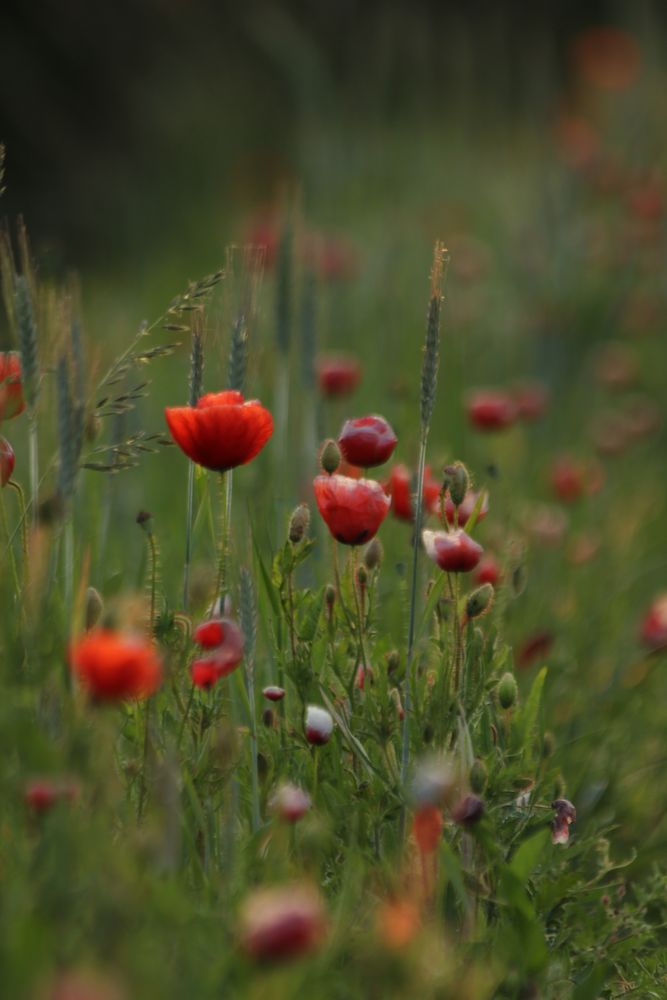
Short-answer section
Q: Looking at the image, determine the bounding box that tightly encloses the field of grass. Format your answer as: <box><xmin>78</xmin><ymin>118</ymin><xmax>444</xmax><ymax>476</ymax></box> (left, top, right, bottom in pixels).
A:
<box><xmin>1</xmin><ymin>15</ymin><xmax>667</xmax><ymax>999</ymax></box>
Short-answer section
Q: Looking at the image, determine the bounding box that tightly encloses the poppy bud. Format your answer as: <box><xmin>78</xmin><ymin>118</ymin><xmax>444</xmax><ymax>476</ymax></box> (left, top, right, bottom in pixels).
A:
<box><xmin>136</xmin><ymin>510</ymin><xmax>154</xmax><ymax>534</ymax></box>
<box><xmin>466</xmin><ymin>583</ymin><xmax>494</xmax><ymax>620</ymax></box>
<box><xmin>305</xmin><ymin>705</ymin><xmax>334</xmax><ymax>745</ymax></box>
<box><xmin>85</xmin><ymin>587</ymin><xmax>104</xmax><ymax>631</ymax></box>
<box><xmin>320</xmin><ymin>439</ymin><xmax>341</xmax><ymax>475</ymax></box>
<box><xmin>356</xmin><ymin>563</ymin><xmax>367</xmax><ymax>589</ymax></box>
<box><xmin>270</xmin><ymin>783</ymin><xmax>311</xmax><ymax>822</ymax></box>
<box><xmin>288</xmin><ymin>503</ymin><xmax>310</xmax><ymax>545</ymax></box>
<box><xmin>363</xmin><ymin>537</ymin><xmax>383</xmax><ymax>571</ymax></box>
<box><xmin>240</xmin><ymin>884</ymin><xmax>327</xmax><ymax>961</ymax></box>
<box><xmin>386</xmin><ymin>650</ymin><xmax>400</xmax><ymax>674</ymax></box>
<box><xmin>443</xmin><ymin>461</ymin><xmax>469</xmax><ymax>507</ymax></box>
<box><xmin>262</xmin><ymin>685</ymin><xmax>286</xmax><ymax>702</ymax></box>
<box><xmin>451</xmin><ymin>793</ymin><xmax>485</xmax><ymax>827</ymax></box>
<box><xmin>497</xmin><ymin>671</ymin><xmax>518</xmax><ymax>709</ymax></box>
<box><xmin>469</xmin><ymin>758</ymin><xmax>487</xmax><ymax>794</ymax></box>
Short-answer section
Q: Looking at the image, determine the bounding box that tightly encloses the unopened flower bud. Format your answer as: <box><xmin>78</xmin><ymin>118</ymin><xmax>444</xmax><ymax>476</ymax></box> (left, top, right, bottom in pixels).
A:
<box><xmin>451</xmin><ymin>793</ymin><xmax>485</xmax><ymax>827</ymax></box>
<box><xmin>363</xmin><ymin>537</ymin><xmax>383</xmax><ymax>571</ymax></box>
<box><xmin>84</xmin><ymin>586</ymin><xmax>104</xmax><ymax>631</ymax></box>
<box><xmin>469</xmin><ymin>758</ymin><xmax>487</xmax><ymax>794</ymax></box>
<box><xmin>325</xmin><ymin>584</ymin><xmax>336</xmax><ymax>615</ymax></box>
<box><xmin>320</xmin><ymin>439</ymin><xmax>341</xmax><ymax>475</ymax></box>
<box><xmin>262</xmin><ymin>708</ymin><xmax>275</xmax><ymax>728</ymax></box>
<box><xmin>305</xmin><ymin>705</ymin><xmax>334</xmax><ymax>746</ymax></box>
<box><xmin>356</xmin><ymin>563</ymin><xmax>367</xmax><ymax>589</ymax></box>
<box><xmin>498</xmin><ymin>671</ymin><xmax>518</xmax><ymax>709</ymax></box>
<box><xmin>386</xmin><ymin>650</ymin><xmax>400</xmax><ymax>675</ymax></box>
<box><xmin>466</xmin><ymin>583</ymin><xmax>494</xmax><ymax>620</ymax></box>
<box><xmin>443</xmin><ymin>462</ymin><xmax>469</xmax><ymax>507</ymax></box>
<box><xmin>288</xmin><ymin>503</ymin><xmax>310</xmax><ymax>545</ymax></box>
<box><xmin>136</xmin><ymin>510</ymin><xmax>153</xmax><ymax>534</ymax></box>
<box><xmin>270</xmin><ymin>783</ymin><xmax>311</xmax><ymax>822</ymax></box>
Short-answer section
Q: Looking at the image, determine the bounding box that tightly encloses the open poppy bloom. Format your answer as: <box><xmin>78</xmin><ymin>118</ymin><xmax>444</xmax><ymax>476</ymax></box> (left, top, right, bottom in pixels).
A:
<box><xmin>384</xmin><ymin>463</ymin><xmax>441</xmax><ymax>522</ymax></box>
<box><xmin>240</xmin><ymin>884</ymin><xmax>327</xmax><ymax>962</ymax></box>
<box><xmin>314</xmin><ymin>474</ymin><xmax>390</xmax><ymax>545</ymax></box>
<box><xmin>316</xmin><ymin>355</ymin><xmax>362</xmax><ymax>398</ymax></box>
<box><xmin>571</xmin><ymin>26</ymin><xmax>640</xmax><ymax>91</ymax></box>
<box><xmin>422</xmin><ymin>528</ymin><xmax>483</xmax><ymax>573</ymax></box>
<box><xmin>70</xmin><ymin>630</ymin><xmax>162</xmax><ymax>701</ymax></box>
<box><xmin>0</xmin><ymin>436</ymin><xmax>14</xmax><ymax>487</ymax></box>
<box><xmin>640</xmin><ymin>594</ymin><xmax>667</xmax><ymax>650</ymax></box>
<box><xmin>338</xmin><ymin>415</ymin><xmax>397</xmax><ymax>468</ymax></box>
<box><xmin>466</xmin><ymin>389</ymin><xmax>516</xmax><ymax>431</ymax></box>
<box><xmin>442</xmin><ymin>489</ymin><xmax>488</xmax><ymax>528</ymax></box>
<box><xmin>191</xmin><ymin>615</ymin><xmax>245</xmax><ymax>689</ymax></box>
<box><xmin>0</xmin><ymin>352</ymin><xmax>25</xmax><ymax>422</ymax></box>
<box><xmin>165</xmin><ymin>391</ymin><xmax>273</xmax><ymax>472</ymax></box>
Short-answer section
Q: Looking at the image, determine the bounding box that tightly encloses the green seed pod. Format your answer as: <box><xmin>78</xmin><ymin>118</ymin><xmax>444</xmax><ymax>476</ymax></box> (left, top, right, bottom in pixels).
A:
<box><xmin>320</xmin><ymin>439</ymin><xmax>341</xmax><ymax>474</ymax></box>
<box><xmin>469</xmin><ymin>758</ymin><xmax>487</xmax><ymax>794</ymax></box>
<box><xmin>443</xmin><ymin>461</ymin><xmax>469</xmax><ymax>507</ymax></box>
<box><xmin>466</xmin><ymin>583</ymin><xmax>494</xmax><ymax>620</ymax></box>
<box><xmin>288</xmin><ymin>503</ymin><xmax>310</xmax><ymax>545</ymax></box>
<box><xmin>363</xmin><ymin>537</ymin><xmax>383</xmax><ymax>571</ymax></box>
<box><xmin>497</xmin><ymin>671</ymin><xmax>518</xmax><ymax>710</ymax></box>
<box><xmin>84</xmin><ymin>586</ymin><xmax>104</xmax><ymax>631</ymax></box>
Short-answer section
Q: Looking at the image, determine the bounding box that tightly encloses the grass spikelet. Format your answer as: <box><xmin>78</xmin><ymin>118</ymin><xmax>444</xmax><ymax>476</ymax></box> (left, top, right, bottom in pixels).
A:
<box><xmin>189</xmin><ymin>310</ymin><xmax>204</xmax><ymax>406</ymax></box>
<box><xmin>14</xmin><ymin>275</ymin><xmax>40</xmax><ymax>412</ymax></box>
<box><xmin>419</xmin><ymin>241</ymin><xmax>448</xmax><ymax>430</ymax></box>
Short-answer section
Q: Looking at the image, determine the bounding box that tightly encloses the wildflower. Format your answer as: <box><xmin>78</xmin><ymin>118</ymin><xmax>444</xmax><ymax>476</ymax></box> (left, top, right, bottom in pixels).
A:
<box><xmin>640</xmin><ymin>594</ymin><xmax>667</xmax><ymax>650</ymax></box>
<box><xmin>466</xmin><ymin>389</ymin><xmax>516</xmax><ymax>431</ymax></box>
<box><xmin>305</xmin><ymin>705</ymin><xmax>334</xmax><ymax>745</ymax></box>
<box><xmin>550</xmin><ymin>456</ymin><xmax>585</xmax><ymax>503</ymax></box>
<box><xmin>384</xmin><ymin>463</ymin><xmax>441</xmax><ymax>522</ymax></box>
<box><xmin>473</xmin><ymin>554</ymin><xmax>502</xmax><ymax>587</ymax></box>
<box><xmin>165</xmin><ymin>390</ymin><xmax>273</xmax><ymax>472</ymax></box>
<box><xmin>313</xmin><ymin>474</ymin><xmax>390</xmax><ymax>545</ymax></box>
<box><xmin>571</xmin><ymin>26</ymin><xmax>640</xmax><ymax>91</ymax></box>
<box><xmin>25</xmin><ymin>778</ymin><xmax>79</xmax><ymax>814</ymax></box>
<box><xmin>517</xmin><ymin>630</ymin><xmax>554</xmax><ymax>669</ymax></box>
<box><xmin>315</xmin><ymin>354</ymin><xmax>361</xmax><ymax>398</ymax></box>
<box><xmin>190</xmin><ymin>616</ymin><xmax>245</xmax><ymax>688</ymax></box>
<box><xmin>442</xmin><ymin>489</ymin><xmax>489</xmax><ymax>528</ymax></box>
<box><xmin>422</xmin><ymin>528</ymin><xmax>483</xmax><ymax>573</ymax></box>
<box><xmin>514</xmin><ymin>380</ymin><xmax>549</xmax><ymax>422</ymax></box>
<box><xmin>0</xmin><ymin>436</ymin><xmax>15</xmax><ymax>487</ymax></box>
<box><xmin>239</xmin><ymin>884</ymin><xmax>327</xmax><ymax>961</ymax></box>
<box><xmin>338</xmin><ymin>415</ymin><xmax>397</xmax><ymax>468</ymax></box>
<box><xmin>451</xmin><ymin>794</ymin><xmax>485</xmax><ymax>828</ymax></box>
<box><xmin>551</xmin><ymin>798</ymin><xmax>576</xmax><ymax>846</ymax></box>
<box><xmin>70</xmin><ymin>630</ymin><xmax>162</xmax><ymax>701</ymax></box>
<box><xmin>262</xmin><ymin>685</ymin><xmax>286</xmax><ymax>702</ymax></box>
<box><xmin>0</xmin><ymin>352</ymin><xmax>25</xmax><ymax>422</ymax></box>
<box><xmin>270</xmin><ymin>783</ymin><xmax>311</xmax><ymax>822</ymax></box>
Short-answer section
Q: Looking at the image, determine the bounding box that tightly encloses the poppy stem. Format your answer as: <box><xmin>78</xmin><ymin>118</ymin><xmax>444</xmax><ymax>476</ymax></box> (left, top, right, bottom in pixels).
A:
<box><xmin>137</xmin><ymin>698</ymin><xmax>152</xmax><ymax>822</ymax></box>
<box><xmin>182</xmin><ymin>461</ymin><xmax>195</xmax><ymax>611</ymax></box>
<box><xmin>351</xmin><ymin>549</ymin><xmax>369</xmax><ymax>694</ymax></box>
<box><xmin>214</xmin><ymin>471</ymin><xmax>233</xmax><ymax>607</ymax></box>
<box><xmin>8</xmin><ymin>480</ymin><xmax>29</xmax><ymax>584</ymax></box>
<box><xmin>177</xmin><ymin>683</ymin><xmax>196</xmax><ymax>750</ymax></box>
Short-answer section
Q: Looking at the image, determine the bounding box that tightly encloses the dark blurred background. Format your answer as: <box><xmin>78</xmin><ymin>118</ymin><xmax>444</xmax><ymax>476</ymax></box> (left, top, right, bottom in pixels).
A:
<box><xmin>1</xmin><ymin>0</ymin><xmax>662</xmax><ymax>278</ymax></box>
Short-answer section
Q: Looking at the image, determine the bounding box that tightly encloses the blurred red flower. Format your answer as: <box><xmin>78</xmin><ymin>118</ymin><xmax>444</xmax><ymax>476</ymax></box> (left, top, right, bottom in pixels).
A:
<box><xmin>422</xmin><ymin>528</ymin><xmax>483</xmax><ymax>573</ymax></box>
<box><xmin>517</xmin><ymin>630</ymin><xmax>554</xmax><ymax>669</ymax></box>
<box><xmin>571</xmin><ymin>26</ymin><xmax>640</xmax><ymax>91</ymax></box>
<box><xmin>442</xmin><ymin>489</ymin><xmax>489</xmax><ymax>528</ymax></box>
<box><xmin>240</xmin><ymin>884</ymin><xmax>327</xmax><ymax>961</ymax></box>
<box><xmin>0</xmin><ymin>436</ymin><xmax>14</xmax><ymax>487</ymax></box>
<box><xmin>473</xmin><ymin>553</ymin><xmax>502</xmax><ymax>587</ymax></box>
<box><xmin>0</xmin><ymin>351</ymin><xmax>25</xmax><ymax>422</ymax></box>
<box><xmin>338</xmin><ymin>415</ymin><xmax>397</xmax><ymax>468</ymax></box>
<box><xmin>165</xmin><ymin>391</ymin><xmax>273</xmax><ymax>472</ymax></box>
<box><xmin>25</xmin><ymin>778</ymin><xmax>79</xmax><ymax>814</ymax></box>
<box><xmin>70</xmin><ymin>630</ymin><xmax>162</xmax><ymax>701</ymax></box>
<box><xmin>412</xmin><ymin>804</ymin><xmax>442</xmax><ymax>854</ymax></box>
<box><xmin>190</xmin><ymin>616</ymin><xmax>245</xmax><ymax>689</ymax></box>
<box><xmin>466</xmin><ymin>389</ymin><xmax>516</xmax><ymax>432</ymax></box>
<box><xmin>316</xmin><ymin>355</ymin><xmax>362</xmax><ymax>398</ymax></box>
<box><xmin>640</xmin><ymin>595</ymin><xmax>667</xmax><ymax>650</ymax></box>
<box><xmin>384</xmin><ymin>463</ymin><xmax>440</xmax><ymax>522</ymax></box>
<box><xmin>314</xmin><ymin>474</ymin><xmax>390</xmax><ymax>545</ymax></box>
<box><xmin>514</xmin><ymin>381</ymin><xmax>550</xmax><ymax>422</ymax></box>
<box><xmin>550</xmin><ymin>456</ymin><xmax>585</xmax><ymax>503</ymax></box>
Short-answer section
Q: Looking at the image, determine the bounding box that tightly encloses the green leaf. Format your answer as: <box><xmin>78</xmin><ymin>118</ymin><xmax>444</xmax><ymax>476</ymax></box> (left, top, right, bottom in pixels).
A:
<box><xmin>509</xmin><ymin>828</ymin><xmax>550</xmax><ymax>883</ymax></box>
<box><xmin>515</xmin><ymin>665</ymin><xmax>547</xmax><ymax>755</ymax></box>
<box><xmin>572</xmin><ymin>964</ymin><xmax>610</xmax><ymax>1000</ymax></box>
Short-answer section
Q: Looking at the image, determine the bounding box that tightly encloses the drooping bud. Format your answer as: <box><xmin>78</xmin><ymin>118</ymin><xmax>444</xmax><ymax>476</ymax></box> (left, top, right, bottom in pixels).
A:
<box><xmin>443</xmin><ymin>461</ymin><xmax>469</xmax><ymax>507</ymax></box>
<box><xmin>305</xmin><ymin>705</ymin><xmax>334</xmax><ymax>746</ymax></box>
<box><xmin>84</xmin><ymin>586</ymin><xmax>104</xmax><ymax>631</ymax></box>
<box><xmin>320</xmin><ymin>439</ymin><xmax>341</xmax><ymax>475</ymax></box>
<box><xmin>363</xmin><ymin>537</ymin><xmax>383</xmax><ymax>571</ymax></box>
<box><xmin>136</xmin><ymin>510</ymin><xmax>154</xmax><ymax>534</ymax></box>
<box><xmin>497</xmin><ymin>671</ymin><xmax>518</xmax><ymax>710</ymax></box>
<box><xmin>469</xmin><ymin>758</ymin><xmax>487</xmax><ymax>794</ymax></box>
<box><xmin>288</xmin><ymin>503</ymin><xmax>310</xmax><ymax>545</ymax></box>
<box><xmin>466</xmin><ymin>583</ymin><xmax>494</xmax><ymax>620</ymax></box>
<box><xmin>451</xmin><ymin>793</ymin><xmax>485</xmax><ymax>827</ymax></box>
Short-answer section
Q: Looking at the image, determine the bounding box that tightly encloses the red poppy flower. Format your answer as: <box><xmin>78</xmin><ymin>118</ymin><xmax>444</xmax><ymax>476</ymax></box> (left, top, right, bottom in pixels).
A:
<box><xmin>384</xmin><ymin>463</ymin><xmax>441</xmax><ymax>522</ymax></box>
<box><xmin>466</xmin><ymin>389</ymin><xmax>516</xmax><ymax>431</ymax></box>
<box><xmin>263</xmin><ymin>685</ymin><xmax>286</xmax><ymax>702</ymax></box>
<box><xmin>640</xmin><ymin>594</ymin><xmax>667</xmax><ymax>650</ymax></box>
<box><xmin>338</xmin><ymin>415</ymin><xmax>397</xmax><ymax>468</ymax></box>
<box><xmin>422</xmin><ymin>528</ymin><xmax>483</xmax><ymax>573</ymax></box>
<box><xmin>514</xmin><ymin>381</ymin><xmax>549</xmax><ymax>422</ymax></box>
<box><xmin>571</xmin><ymin>26</ymin><xmax>640</xmax><ymax>91</ymax></box>
<box><xmin>240</xmin><ymin>884</ymin><xmax>327</xmax><ymax>962</ymax></box>
<box><xmin>165</xmin><ymin>391</ymin><xmax>273</xmax><ymax>472</ymax></box>
<box><xmin>190</xmin><ymin>616</ymin><xmax>245</xmax><ymax>688</ymax></box>
<box><xmin>313</xmin><ymin>474</ymin><xmax>390</xmax><ymax>545</ymax></box>
<box><xmin>1</xmin><ymin>436</ymin><xmax>14</xmax><ymax>487</ymax></box>
<box><xmin>0</xmin><ymin>352</ymin><xmax>25</xmax><ymax>422</ymax></box>
<box><xmin>517</xmin><ymin>630</ymin><xmax>554</xmax><ymax>669</ymax></box>
<box><xmin>412</xmin><ymin>804</ymin><xmax>442</xmax><ymax>854</ymax></box>
<box><xmin>474</xmin><ymin>554</ymin><xmax>502</xmax><ymax>587</ymax></box>
<box><xmin>70</xmin><ymin>630</ymin><xmax>162</xmax><ymax>701</ymax></box>
<box><xmin>316</xmin><ymin>355</ymin><xmax>362</xmax><ymax>398</ymax></box>
<box><xmin>550</xmin><ymin>456</ymin><xmax>585</xmax><ymax>503</ymax></box>
<box><xmin>25</xmin><ymin>778</ymin><xmax>79</xmax><ymax>814</ymax></box>
<box><xmin>443</xmin><ymin>489</ymin><xmax>489</xmax><ymax>528</ymax></box>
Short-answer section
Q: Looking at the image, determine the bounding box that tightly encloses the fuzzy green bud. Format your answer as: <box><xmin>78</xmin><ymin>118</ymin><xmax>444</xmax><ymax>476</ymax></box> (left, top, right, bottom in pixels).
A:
<box><xmin>466</xmin><ymin>583</ymin><xmax>494</xmax><ymax>620</ymax></box>
<box><xmin>288</xmin><ymin>503</ymin><xmax>310</xmax><ymax>545</ymax></box>
<box><xmin>84</xmin><ymin>586</ymin><xmax>104</xmax><ymax>631</ymax></box>
<box><xmin>497</xmin><ymin>671</ymin><xmax>518</xmax><ymax>710</ymax></box>
<box><xmin>325</xmin><ymin>584</ymin><xmax>336</xmax><ymax>612</ymax></box>
<box><xmin>443</xmin><ymin>461</ymin><xmax>469</xmax><ymax>507</ymax></box>
<box><xmin>386</xmin><ymin>650</ymin><xmax>400</xmax><ymax>675</ymax></box>
<box><xmin>356</xmin><ymin>563</ymin><xmax>368</xmax><ymax>588</ymax></box>
<box><xmin>363</xmin><ymin>537</ymin><xmax>383</xmax><ymax>571</ymax></box>
<box><xmin>469</xmin><ymin>758</ymin><xmax>487</xmax><ymax>794</ymax></box>
<box><xmin>320</xmin><ymin>439</ymin><xmax>341</xmax><ymax>474</ymax></box>
<box><xmin>136</xmin><ymin>510</ymin><xmax>154</xmax><ymax>535</ymax></box>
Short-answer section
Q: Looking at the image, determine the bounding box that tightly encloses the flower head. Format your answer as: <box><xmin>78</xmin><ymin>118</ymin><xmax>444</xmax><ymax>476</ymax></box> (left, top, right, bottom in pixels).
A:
<box><xmin>0</xmin><ymin>436</ymin><xmax>15</xmax><ymax>487</ymax></box>
<box><xmin>551</xmin><ymin>798</ymin><xmax>576</xmax><ymax>846</ymax></box>
<box><xmin>239</xmin><ymin>884</ymin><xmax>327</xmax><ymax>962</ymax></box>
<box><xmin>270</xmin><ymin>783</ymin><xmax>311</xmax><ymax>822</ymax></box>
<box><xmin>422</xmin><ymin>528</ymin><xmax>483</xmax><ymax>573</ymax></box>
<box><xmin>640</xmin><ymin>594</ymin><xmax>667</xmax><ymax>650</ymax></box>
<box><xmin>70</xmin><ymin>630</ymin><xmax>162</xmax><ymax>701</ymax></box>
<box><xmin>0</xmin><ymin>352</ymin><xmax>25</xmax><ymax>422</ymax></box>
<box><xmin>165</xmin><ymin>391</ymin><xmax>273</xmax><ymax>472</ymax></box>
<box><xmin>305</xmin><ymin>705</ymin><xmax>334</xmax><ymax>745</ymax></box>
<box><xmin>384</xmin><ymin>463</ymin><xmax>440</xmax><ymax>522</ymax></box>
<box><xmin>190</xmin><ymin>616</ymin><xmax>245</xmax><ymax>688</ymax></box>
<box><xmin>466</xmin><ymin>389</ymin><xmax>516</xmax><ymax>432</ymax></box>
<box><xmin>25</xmin><ymin>778</ymin><xmax>79</xmax><ymax>814</ymax></box>
<box><xmin>316</xmin><ymin>355</ymin><xmax>361</xmax><ymax>398</ymax></box>
<box><xmin>338</xmin><ymin>415</ymin><xmax>397</xmax><ymax>468</ymax></box>
<box><xmin>313</xmin><ymin>474</ymin><xmax>390</xmax><ymax>545</ymax></box>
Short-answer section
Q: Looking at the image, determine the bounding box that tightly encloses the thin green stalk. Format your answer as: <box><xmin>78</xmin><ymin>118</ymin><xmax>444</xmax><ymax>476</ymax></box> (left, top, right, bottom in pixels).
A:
<box><xmin>8</xmin><ymin>480</ymin><xmax>28</xmax><ymax>580</ymax></box>
<box><xmin>214</xmin><ymin>471</ymin><xmax>232</xmax><ymax>607</ymax></box>
<box><xmin>137</xmin><ymin>698</ymin><xmax>152</xmax><ymax>822</ymax></box>
<box><xmin>182</xmin><ymin>462</ymin><xmax>195</xmax><ymax>611</ymax></box>
<box><xmin>63</xmin><ymin>515</ymin><xmax>74</xmax><ymax>617</ymax></box>
<box><xmin>28</xmin><ymin>415</ymin><xmax>38</xmax><ymax>527</ymax></box>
